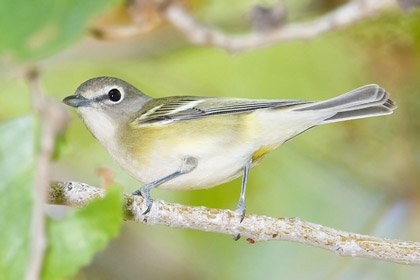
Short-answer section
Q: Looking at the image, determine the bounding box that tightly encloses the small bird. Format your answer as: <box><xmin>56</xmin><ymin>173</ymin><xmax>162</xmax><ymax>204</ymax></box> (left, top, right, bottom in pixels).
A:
<box><xmin>63</xmin><ymin>77</ymin><xmax>396</xmax><ymax>220</ymax></box>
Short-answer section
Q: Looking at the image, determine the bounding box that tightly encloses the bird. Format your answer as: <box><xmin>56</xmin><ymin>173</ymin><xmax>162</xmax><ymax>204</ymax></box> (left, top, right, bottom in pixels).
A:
<box><xmin>63</xmin><ymin>76</ymin><xmax>396</xmax><ymax>221</ymax></box>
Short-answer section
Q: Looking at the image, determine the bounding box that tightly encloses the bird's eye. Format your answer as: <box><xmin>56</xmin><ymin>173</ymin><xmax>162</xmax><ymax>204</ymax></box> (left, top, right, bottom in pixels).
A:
<box><xmin>108</xmin><ymin>88</ymin><xmax>121</xmax><ymax>102</ymax></box>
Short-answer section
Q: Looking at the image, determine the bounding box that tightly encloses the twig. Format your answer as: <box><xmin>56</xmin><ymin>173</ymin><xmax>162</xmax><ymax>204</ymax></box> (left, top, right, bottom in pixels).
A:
<box><xmin>163</xmin><ymin>0</ymin><xmax>396</xmax><ymax>52</ymax></box>
<box><xmin>25</xmin><ymin>68</ymin><xmax>69</xmax><ymax>280</ymax></box>
<box><xmin>90</xmin><ymin>0</ymin><xmax>164</xmax><ymax>40</ymax></box>
<box><xmin>49</xmin><ymin>181</ymin><xmax>420</xmax><ymax>266</ymax></box>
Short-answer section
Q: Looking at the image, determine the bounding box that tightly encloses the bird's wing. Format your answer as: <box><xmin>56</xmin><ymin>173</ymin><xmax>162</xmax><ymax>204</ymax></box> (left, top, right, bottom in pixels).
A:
<box><xmin>132</xmin><ymin>96</ymin><xmax>313</xmax><ymax>126</ymax></box>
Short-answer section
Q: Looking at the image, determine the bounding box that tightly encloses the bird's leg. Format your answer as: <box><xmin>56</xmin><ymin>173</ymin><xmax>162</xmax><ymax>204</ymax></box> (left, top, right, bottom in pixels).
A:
<box><xmin>233</xmin><ymin>158</ymin><xmax>252</xmax><ymax>241</ymax></box>
<box><xmin>132</xmin><ymin>156</ymin><xmax>197</xmax><ymax>215</ymax></box>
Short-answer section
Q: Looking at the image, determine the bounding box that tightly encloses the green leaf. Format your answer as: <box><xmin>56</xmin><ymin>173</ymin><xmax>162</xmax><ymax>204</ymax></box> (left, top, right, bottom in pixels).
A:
<box><xmin>0</xmin><ymin>0</ymin><xmax>121</xmax><ymax>61</ymax></box>
<box><xmin>51</xmin><ymin>132</ymin><xmax>70</xmax><ymax>161</ymax></box>
<box><xmin>42</xmin><ymin>187</ymin><xmax>123</xmax><ymax>280</ymax></box>
<box><xmin>0</xmin><ymin>116</ymin><xmax>35</xmax><ymax>280</ymax></box>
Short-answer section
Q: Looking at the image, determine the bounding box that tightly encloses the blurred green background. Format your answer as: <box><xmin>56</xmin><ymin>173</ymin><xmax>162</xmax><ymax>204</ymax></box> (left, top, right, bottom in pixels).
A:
<box><xmin>1</xmin><ymin>0</ymin><xmax>420</xmax><ymax>279</ymax></box>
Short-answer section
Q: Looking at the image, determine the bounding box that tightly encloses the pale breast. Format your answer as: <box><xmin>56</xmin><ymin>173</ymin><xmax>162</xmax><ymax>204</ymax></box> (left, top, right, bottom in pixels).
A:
<box><xmin>117</xmin><ymin>114</ymin><xmax>258</xmax><ymax>189</ymax></box>
<box><xmin>112</xmin><ymin>108</ymin><xmax>332</xmax><ymax>190</ymax></box>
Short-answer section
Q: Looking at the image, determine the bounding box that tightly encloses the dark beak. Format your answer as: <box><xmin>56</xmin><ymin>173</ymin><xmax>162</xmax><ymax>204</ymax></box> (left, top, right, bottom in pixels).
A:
<box><xmin>62</xmin><ymin>95</ymin><xmax>91</xmax><ymax>107</ymax></box>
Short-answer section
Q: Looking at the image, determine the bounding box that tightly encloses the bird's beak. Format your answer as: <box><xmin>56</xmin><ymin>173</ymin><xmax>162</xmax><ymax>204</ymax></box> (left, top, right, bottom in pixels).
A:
<box><xmin>62</xmin><ymin>95</ymin><xmax>91</xmax><ymax>107</ymax></box>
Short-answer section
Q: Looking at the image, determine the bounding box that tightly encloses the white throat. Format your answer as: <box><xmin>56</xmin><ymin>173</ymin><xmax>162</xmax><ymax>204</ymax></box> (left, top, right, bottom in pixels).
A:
<box><xmin>77</xmin><ymin>107</ymin><xmax>119</xmax><ymax>150</ymax></box>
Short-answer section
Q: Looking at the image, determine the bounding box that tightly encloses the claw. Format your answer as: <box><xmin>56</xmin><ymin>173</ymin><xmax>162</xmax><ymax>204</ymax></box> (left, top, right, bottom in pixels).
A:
<box><xmin>142</xmin><ymin>198</ymin><xmax>153</xmax><ymax>215</ymax></box>
<box><xmin>132</xmin><ymin>189</ymin><xmax>142</xmax><ymax>196</ymax></box>
<box><xmin>232</xmin><ymin>233</ymin><xmax>241</xmax><ymax>241</ymax></box>
<box><xmin>234</xmin><ymin>203</ymin><xmax>247</xmax><ymax>223</ymax></box>
<box><xmin>232</xmin><ymin>203</ymin><xmax>246</xmax><ymax>241</ymax></box>
<box><xmin>132</xmin><ymin>185</ymin><xmax>154</xmax><ymax>215</ymax></box>
<box><xmin>141</xmin><ymin>187</ymin><xmax>154</xmax><ymax>215</ymax></box>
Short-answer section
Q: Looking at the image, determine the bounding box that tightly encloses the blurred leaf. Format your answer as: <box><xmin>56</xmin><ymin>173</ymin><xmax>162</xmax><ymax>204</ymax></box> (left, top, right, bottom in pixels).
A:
<box><xmin>0</xmin><ymin>116</ymin><xmax>35</xmax><ymax>280</ymax></box>
<box><xmin>349</xmin><ymin>10</ymin><xmax>420</xmax><ymax>51</ymax></box>
<box><xmin>51</xmin><ymin>132</ymin><xmax>69</xmax><ymax>161</ymax></box>
<box><xmin>42</xmin><ymin>187</ymin><xmax>123</xmax><ymax>280</ymax></box>
<box><xmin>0</xmin><ymin>0</ymin><xmax>121</xmax><ymax>61</ymax></box>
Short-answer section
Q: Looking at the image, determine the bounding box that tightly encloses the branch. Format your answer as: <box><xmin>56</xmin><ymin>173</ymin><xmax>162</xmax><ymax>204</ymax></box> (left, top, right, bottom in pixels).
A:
<box><xmin>163</xmin><ymin>0</ymin><xmax>396</xmax><ymax>52</ymax></box>
<box><xmin>25</xmin><ymin>68</ymin><xmax>70</xmax><ymax>280</ymax></box>
<box><xmin>49</xmin><ymin>181</ymin><xmax>420</xmax><ymax>266</ymax></box>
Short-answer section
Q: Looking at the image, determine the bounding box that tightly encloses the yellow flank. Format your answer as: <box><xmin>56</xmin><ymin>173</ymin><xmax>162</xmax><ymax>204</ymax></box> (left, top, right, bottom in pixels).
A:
<box><xmin>121</xmin><ymin>113</ymin><xmax>249</xmax><ymax>162</ymax></box>
<box><xmin>251</xmin><ymin>145</ymin><xmax>276</xmax><ymax>163</ymax></box>
<box><xmin>116</xmin><ymin>108</ymin><xmax>304</xmax><ymax>188</ymax></box>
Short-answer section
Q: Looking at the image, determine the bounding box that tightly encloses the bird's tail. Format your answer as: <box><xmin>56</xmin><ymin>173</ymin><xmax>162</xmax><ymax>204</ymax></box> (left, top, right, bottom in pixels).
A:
<box><xmin>293</xmin><ymin>84</ymin><xmax>397</xmax><ymax>124</ymax></box>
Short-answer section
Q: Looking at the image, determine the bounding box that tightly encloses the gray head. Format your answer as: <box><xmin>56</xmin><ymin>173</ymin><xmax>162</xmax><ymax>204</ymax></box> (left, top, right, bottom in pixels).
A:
<box><xmin>63</xmin><ymin>77</ymin><xmax>151</xmax><ymax>115</ymax></box>
<box><xmin>63</xmin><ymin>77</ymin><xmax>152</xmax><ymax>146</ymax></box>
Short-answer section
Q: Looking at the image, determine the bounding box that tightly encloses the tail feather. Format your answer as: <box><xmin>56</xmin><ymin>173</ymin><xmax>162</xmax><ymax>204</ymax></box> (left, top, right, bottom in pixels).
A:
<box><xmin>294</xmin><ymin>84</ymin><xmax>397</xmax><ymax>124</ymax></box>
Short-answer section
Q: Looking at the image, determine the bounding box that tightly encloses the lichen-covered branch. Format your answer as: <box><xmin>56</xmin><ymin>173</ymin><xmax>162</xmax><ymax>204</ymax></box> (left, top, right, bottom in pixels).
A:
<box><xmin>163</xmin><ymin>0</ymin><xmax>395</xmax><ymax>52</ymax></box>
<box><xmin>49</xmin><ymin>181</ymin><xmax>420</xmax><ymax>266</ymax></box>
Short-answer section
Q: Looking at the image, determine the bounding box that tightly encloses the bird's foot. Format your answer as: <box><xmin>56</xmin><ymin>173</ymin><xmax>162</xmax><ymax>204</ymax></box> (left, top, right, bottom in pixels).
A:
<box><xmin>132</xmin><ymin>185</ymin><xmax>154</xmax><ymax>216</ymax></box>
<box><xmin>234</xmin><ymin>202</ymin><xmax>247</xmax><ymax>223</ymax></box>
<box><xmin>232</xmin><ymin>202</ymin><xmax>247</xmax><ymax>241</ymax></box>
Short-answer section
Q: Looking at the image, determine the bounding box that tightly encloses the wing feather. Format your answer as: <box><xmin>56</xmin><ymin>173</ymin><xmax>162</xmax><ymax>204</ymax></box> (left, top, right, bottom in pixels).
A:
<box><xmin>133</xmin><ymin>96</ymin><xmax>313</xmax><ymax>126</ymax></box>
